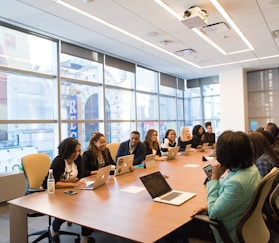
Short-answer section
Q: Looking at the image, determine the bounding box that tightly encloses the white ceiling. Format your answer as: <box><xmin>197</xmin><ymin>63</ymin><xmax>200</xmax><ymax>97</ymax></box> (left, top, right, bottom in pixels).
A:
<box><xmin>1</xmin><ymin>0</ymin><xmax>279</xmax><ymax>79</ymax></box>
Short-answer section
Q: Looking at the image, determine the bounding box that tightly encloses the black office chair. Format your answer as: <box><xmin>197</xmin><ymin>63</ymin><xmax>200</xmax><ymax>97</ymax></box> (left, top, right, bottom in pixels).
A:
<box><xmin>265</xmin><ymin>180</ymin><xmax>279</xmax><ymax>233</ymax></box>
<box><xmin>194</xmin><ymin>167</ymin><xmax>279</xmax><ymax>243</ymax></box>
<box><xmin>22</xmin><ymin>153</ymin><xmax>80</xmax><ymax>243</ymax></box>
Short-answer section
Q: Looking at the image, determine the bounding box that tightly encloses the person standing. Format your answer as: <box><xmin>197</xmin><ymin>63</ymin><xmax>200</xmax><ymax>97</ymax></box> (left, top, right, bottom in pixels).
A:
<box><xmin>116</xmin><ymin>131</ymin><xmax>146</xmax><ymax>165</ymax></box>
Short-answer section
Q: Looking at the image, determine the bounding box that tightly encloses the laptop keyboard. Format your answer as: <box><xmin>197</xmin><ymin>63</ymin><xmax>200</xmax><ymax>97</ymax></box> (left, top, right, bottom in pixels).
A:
<box><xmin>161</xmin><ymin>192</ymin><xmax>182</xmax><ymax>201</ymax></box>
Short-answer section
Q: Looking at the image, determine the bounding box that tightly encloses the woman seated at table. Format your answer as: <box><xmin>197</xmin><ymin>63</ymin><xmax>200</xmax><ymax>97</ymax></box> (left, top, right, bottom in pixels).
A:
<box><xmin>203</xmin><ymin>121</ymin><xmax>216</xmax><ymax>146</ymax></box>
<box><xmin>42</xmin><ymin>137</ymin><xmax>95</xmax><ymax>243</ymax></box>
<box><xmin>144</xmin><ymin>129</ymin><xmax>164</xmax><ymax>161</ymax></box>
<box><xmin>161</xmin><ymin>131</ymin><xmax>261</xmax><ymax>243</ymax></box>
<box><xmin>191</xmin><ymin>124</ymin><xmax>205</xmax><ymax>149</ymax></box>
<box><xmin>249</xmin><ymin>131</ymin><xmax>279</xmax><ymax>178</ymax></box>
<box><xmin>161</xmin><ymin>129</ymin><xmax>177</xmax><ymax>151</ymax></box>
<box><xmin>177</xmin><ymin>127</ymin><xmax>192</xmax><ymax>152</ymax></box>
<box><xmin>82</xmin><ymin>132</ymin><xmax>115</xmax><ymax>177</ymax></box>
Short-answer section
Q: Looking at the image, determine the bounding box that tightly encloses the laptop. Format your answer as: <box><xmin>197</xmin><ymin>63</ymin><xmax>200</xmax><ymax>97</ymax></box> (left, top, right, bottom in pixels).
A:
<box><xmin>144</xmin><ymin>154</ymin><xmax>156</xmax><ymax>168</ymax></box>
<box><xmin>115</xmin><ymin>154</ymin><xmax>135</xmax><ymax>176</ymax></box>
<box><xmin>140</xmin><ymin>171</ymin><xmax>196</xmax><ymax>206</ymax></box>
<box><xmin>76</xmin><ymin>165</ymin><xmax>111</xmax><ymax>190</ymax></box>
<box><xmin>178</xmin><ymin>144</ymin><xmax>192</xmax><ymax>156</ymax></box>
<box><xmin>165</xmin><ymin>146</ymin><xmax>179</xmax><ymax>160</ymax></box>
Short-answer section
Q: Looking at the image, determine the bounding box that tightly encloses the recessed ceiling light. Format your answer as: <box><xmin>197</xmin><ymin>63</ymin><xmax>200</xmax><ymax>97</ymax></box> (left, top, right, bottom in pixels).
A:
<box><xmin>176</xmin><ymin>48</ymin><xmax>196</xmax><ymax>57</ymax></box>
<box><xmin>144</xmin><ymin>31</ymin><xmax>158</xmax><ymax>37</ymax></box>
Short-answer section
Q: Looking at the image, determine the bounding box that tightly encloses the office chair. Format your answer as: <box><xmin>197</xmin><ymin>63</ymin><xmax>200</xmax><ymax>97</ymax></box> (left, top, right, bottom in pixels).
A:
<box><xmin>265</xmin><ymin>180</ymin><xmax>279</xmax><ymax>232</ymax></box>
<box><xmin>21</xmin><ymin>153</ymin><xmax>80</xmax><ymax>243</ymax></box>
<box><xmin>194</xmin><ymin>167</ymin><xmax>279</xmax><ymax>243</ymax></box>
<box><xmin>106</xmin><ymin>142</ymin><xmax>120</xmax><ymax>161</ymax></box>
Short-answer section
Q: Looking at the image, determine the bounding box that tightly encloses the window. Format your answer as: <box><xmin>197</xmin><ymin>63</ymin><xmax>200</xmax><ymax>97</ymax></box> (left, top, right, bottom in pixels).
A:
<box><xmin>248</xmin><ymin>68</ymin><xmax>279</xmax><ymax>130</ymax></box>
<box><xmin>185</xmin><ymin>77</ymin><xmax>220</xmax><ymax>136</ymax></box>
<box><xmin>105</xmin><ymin>58</ymin><xmax>136</xmax><ymax>142</ymax></box>
<box><xmin>0</xmin><ymin>23</ymin><xmax>221</xmax><ymax>174</ymax></box>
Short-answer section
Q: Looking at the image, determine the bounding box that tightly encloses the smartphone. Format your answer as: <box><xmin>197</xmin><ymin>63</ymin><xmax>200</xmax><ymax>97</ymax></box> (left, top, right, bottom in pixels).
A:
<box><xmin>203</xmin><ymin>164</ymin><xmax>212</xmax><ymax>180</ymax></box>
<box><xmin>64</xmin><ymin>190</ymin><xmax>77</xmax><ymax>195</ymax></box>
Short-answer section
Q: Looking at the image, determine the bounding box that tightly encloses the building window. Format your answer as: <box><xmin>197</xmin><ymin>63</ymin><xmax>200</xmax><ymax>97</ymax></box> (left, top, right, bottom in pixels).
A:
<box><xmin>248</xmin><ymin>68</ymin><xmax>279</xmax><ymax>130</ymax></box>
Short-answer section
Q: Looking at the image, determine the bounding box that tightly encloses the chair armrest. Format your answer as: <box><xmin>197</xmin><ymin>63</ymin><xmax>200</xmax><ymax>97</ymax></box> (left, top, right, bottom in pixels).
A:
<box><xmin>194</xmin><ymin>214</ymin><xmax>221</xmax><ymax>227</ymax></box>
<box><xmin>193</xmin><ymin>214</ymin><xmax>233</xmax><ymax>243</ymax></box>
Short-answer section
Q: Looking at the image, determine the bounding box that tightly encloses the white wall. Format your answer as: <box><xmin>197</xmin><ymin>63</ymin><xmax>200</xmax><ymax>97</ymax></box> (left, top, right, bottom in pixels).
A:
<box><xmin>219</xmin><ymin>69</ymin><xmax>249</xmax><ymax>132</ymax></box>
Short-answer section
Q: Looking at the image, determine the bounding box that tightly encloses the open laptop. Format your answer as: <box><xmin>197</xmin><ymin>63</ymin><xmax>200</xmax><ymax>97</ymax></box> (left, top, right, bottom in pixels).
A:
<box><xmin>140</xmin><ymin>171</ymin><xmax>196</xmax><ymax>206</ymax></box>
<box><xmin>178</xmin><ymin>144</ymin><xmax>192</xmax><ymax>156</ymax></box>
<box><xmin>76</xmin><ymin>165</ymin><xmax>111</xmax><ymax>190</ymax></box>
<box><xmin>165</xmin><ymin>146</ymin><xmax>179</xmax><ymax>160</ymax></box>
<box><xmin>144</xmin><ymin>154</ymin><xmax>156</xmax><ymax>168</ymax></box>
<box><xmin>115</xmin><ymin>154</ymin><xmax>134</xmax><ymax>176</ymax></box>
<box><xmin>197</xmin><ymin>142</ymin><xmax>209</xmax><ymax>152</ymax></box>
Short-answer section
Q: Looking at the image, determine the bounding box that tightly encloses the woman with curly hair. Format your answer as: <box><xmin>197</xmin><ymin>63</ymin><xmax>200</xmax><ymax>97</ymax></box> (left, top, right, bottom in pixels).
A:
<box><xmin>191</xmin><ymin>124</ymin><xmax>205</xmax><ymax>148</ymax></box>
<box><xmin>82</xmin><ymin>132</ymin><xmax>115</xmax><ymax>177</ymax></box>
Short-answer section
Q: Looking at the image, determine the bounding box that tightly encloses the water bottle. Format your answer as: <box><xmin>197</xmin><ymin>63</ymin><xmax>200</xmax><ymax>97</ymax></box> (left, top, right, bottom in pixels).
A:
<box><xmin>47</xmin><ymin>169</ymin><xmax>55</xmax><ymax>194</ymax></box>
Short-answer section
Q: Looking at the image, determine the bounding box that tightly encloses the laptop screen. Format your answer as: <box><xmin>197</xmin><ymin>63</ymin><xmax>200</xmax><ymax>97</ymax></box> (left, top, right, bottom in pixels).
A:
<box><xmin>140</xmin><ymin>171</ymin><xmax>172</xmax><ymax>198</ymax></box>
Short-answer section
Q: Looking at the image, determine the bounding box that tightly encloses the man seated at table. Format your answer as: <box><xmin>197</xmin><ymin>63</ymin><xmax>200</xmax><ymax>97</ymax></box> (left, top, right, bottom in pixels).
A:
<box><xmin>116</xmin><ymin>131</ymin><xmax>146</xmax><ymax>165</ymax></box>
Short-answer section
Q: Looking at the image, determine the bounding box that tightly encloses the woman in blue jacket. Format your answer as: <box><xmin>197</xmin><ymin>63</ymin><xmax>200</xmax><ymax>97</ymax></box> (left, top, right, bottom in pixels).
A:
<box><xmin>162</xmin><ymin>131</ymin><xmax>261</xmax><ymax>243</ymax></box>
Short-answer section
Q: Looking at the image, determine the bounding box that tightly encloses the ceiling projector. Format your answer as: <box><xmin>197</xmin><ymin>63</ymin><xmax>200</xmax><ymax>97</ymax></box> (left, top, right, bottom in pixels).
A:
<box><xmin>180</xmin><ymin>7</ymin><xmax>208</xmax><ymax>28</ymax></box>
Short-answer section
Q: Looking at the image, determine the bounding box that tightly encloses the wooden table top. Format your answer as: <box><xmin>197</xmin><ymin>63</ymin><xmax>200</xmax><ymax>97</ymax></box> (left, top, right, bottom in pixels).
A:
<box><xmin>9</xmin><ymin>150</ymin><xmax>212</xmax><ymax>243</ymax></box>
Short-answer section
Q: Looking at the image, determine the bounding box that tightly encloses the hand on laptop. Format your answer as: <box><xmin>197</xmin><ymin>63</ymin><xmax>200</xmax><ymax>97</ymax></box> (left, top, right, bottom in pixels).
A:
<box><xmin>75</xmin><ymin>180</ymin><xmax>86</xmax><ymax>188</ymax></box>
<box><xmin>155</xmin><ymin>155</ymin><xmax>165</xmax><ymax>161</ymax></box>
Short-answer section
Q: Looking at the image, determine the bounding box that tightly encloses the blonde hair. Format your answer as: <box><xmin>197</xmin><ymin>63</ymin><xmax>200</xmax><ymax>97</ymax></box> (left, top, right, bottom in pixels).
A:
<box><xmin>179</xmin><ymin>127</ymin><xmax>192</xmax><ymax>142</ymax></box>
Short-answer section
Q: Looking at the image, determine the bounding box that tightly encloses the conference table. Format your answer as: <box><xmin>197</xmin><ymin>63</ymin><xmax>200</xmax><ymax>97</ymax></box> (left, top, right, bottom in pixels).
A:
<box><xmin>9</xmin><ymin>149</ymin><xmax>213</xmax><ymax>243</ymax></box>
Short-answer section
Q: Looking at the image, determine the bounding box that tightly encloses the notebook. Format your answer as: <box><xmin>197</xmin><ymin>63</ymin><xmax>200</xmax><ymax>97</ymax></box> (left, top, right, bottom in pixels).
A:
<box><xmin>144</xmin><ymin>154</ymin><xmax>156</xmax><ymax>168</ymax></box>
<box><xmin>140</xmin><ymin>171</ymin><xmax>196</xmax><ymax>206</ymax></box>
<box><xmin>115</xmin><ymin>154</ymin><xmax>135</xmax><ymax>176</ymax></box>
<box><xmin>165</xmin><ymin>146</ymin><xmax>179</xmax><ymax>160</ymax></box>
<box><xmin>178</xmin><ymin>144</ymin><xmax>192</xmax><ymax>156</ymax></box>
<box><xmin>76</xmin><ymin>165</ymin><xmax>111</xmax><ymax>190</ymax></box>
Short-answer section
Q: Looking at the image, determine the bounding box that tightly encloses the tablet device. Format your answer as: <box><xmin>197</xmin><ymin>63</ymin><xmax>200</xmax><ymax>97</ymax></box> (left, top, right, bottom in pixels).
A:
<box><xmin>203</xmin><ymin>164</ymin><xmax>212</xmax><ymax>180</ymax></box>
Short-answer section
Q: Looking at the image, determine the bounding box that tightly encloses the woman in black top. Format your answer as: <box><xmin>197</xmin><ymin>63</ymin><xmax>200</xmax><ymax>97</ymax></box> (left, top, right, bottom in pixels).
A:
<box><xmin>203</xmin><ymin>121</ymin><xmax>215</xmax><ymax>146</ymax></box>
<box><xmin>82</xmin><ymin>132</ymin><xmax>115</xmax><ymax>177</ymax></box>
<box><xmin>191</xmin><ymin>124</ymin><xmax>205</xmax><ymax>148</ymax></box>
<box><xmin>144</xmin><ymin>129</ymin><xmax>164</xmax><ymax>161</ymax></box>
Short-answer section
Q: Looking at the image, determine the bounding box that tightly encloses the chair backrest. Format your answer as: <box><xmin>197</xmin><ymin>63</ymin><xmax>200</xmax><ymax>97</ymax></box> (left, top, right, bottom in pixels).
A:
<box><xmin>21</xmin><ymin>153</ymin><xmax>51</xmax><ymax>190</ymax></box>
<box><xmin>269</xmin><ymin>180</ymin><xmax>279</xmax><ymax>215</ymax></box>
<box><xmin>106</xmin><ymin>142</ymin><xmax>120</xmax><ymax>161</ymax></box>
<box><xmin>237</xmin><ymin>167</ymin><xmax>279</xmax><ymax>243</ymax></box>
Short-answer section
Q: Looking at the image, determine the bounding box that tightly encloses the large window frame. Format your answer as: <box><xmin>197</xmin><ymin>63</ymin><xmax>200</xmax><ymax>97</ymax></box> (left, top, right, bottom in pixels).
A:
<box><xmin>0</xmin><ymin>22</ymin><xmax>220</xmax><ymax>174</ymax></box>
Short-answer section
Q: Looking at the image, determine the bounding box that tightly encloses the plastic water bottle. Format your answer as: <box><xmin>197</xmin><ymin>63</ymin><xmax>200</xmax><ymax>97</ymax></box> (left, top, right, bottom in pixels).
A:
<box><xmin>47</xmin><ymin>169</ymin><xmax>55</xmax><ymax>194</ymax></box>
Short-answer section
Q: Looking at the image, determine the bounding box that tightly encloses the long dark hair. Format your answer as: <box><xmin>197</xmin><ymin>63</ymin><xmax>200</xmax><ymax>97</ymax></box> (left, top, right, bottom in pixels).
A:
<box><xmin>144</xmin><ymin>129</ymin><xmax>159</xmax><ymax>151</ymax></box>
<box><xmin>249</xmin><ymin>131</ymin><xmax>279</xmax><ymax>167</ymax></box>
<box><xmin>58</xmin><ymin>137</ymin><xmax>80</xmax><ymax>160</ymax></box>
<box><xmin>88</xmin><ymin>132</ymin><xmax>109</xmax><ymax>163</ymax></box>
<box><xmin>216</xmin><ymin>131</ymin><xmax>253</xmax><ymax>170</ymax></box>
<box><xmin>192</xmin><ymin>125</ymin><xmax>204</xmax><ymax>137</ymax></box>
